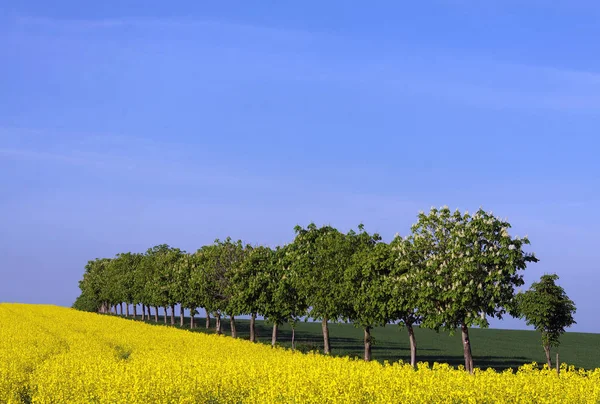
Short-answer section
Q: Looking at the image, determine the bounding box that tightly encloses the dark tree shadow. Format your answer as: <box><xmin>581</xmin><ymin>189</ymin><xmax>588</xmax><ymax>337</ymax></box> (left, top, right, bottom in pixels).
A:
<box><xmin>134</xmin><ymin>316</ymin><xmax>535</xmax><ymax>372</ymax></box>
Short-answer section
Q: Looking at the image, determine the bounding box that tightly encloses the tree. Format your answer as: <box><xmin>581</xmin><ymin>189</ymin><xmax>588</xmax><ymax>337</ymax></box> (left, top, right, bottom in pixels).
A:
<box><xmin>219</xmin><ymin>238</ymin><xmax>249</xmax><ymax>338</ymax></box>
<box><xmin>192</xmin><ymin>239</ymin><xmax>244</xmax><ymax>335</ymax></box>
<box><xmin>79</xmin><ymin>258</ymin><xmax>113</xmax><ymax>313</ymax></box>
<box><xmin>343</xmin><ymin>225</ymin><xmax>390</xmax><ymax>361</ymax></box>
<box><xmin>173</xmin><ymin>253</ymin><xmax>196</xmax><ymax>328</ymax></box>
<box><xmin>288</xmin><ymin>223</ymin><xmax>350</xmax><ymax>354</ymax></box>
<box><xmin>264</xmin><ymin>245</ymin><xmax>308</xmax><ymax>347</ymax></box>
<box><xmin>516</xmin><ymin>274</ymin><xmax>576</xmax><ymax>369</ymax></box>
<box><xmin>145</xmin><ymin>244</ymin><xmax>184</xmax><ymax>324</ymax></box>
<box><xmin>72</xmin><ymin>292</ymin><xmax>100</xmax><ymax>312</ymax></box>
<box><xmin>191</xmin><ymin>245</ymin><xmax>222</xmax><ymax>332</ymax></box>
<box><xmin>133</xmin><ymin>253</ymin><xmax>153</xmax><ymax>320</ymax></box>
<box><xmin>73</xmin><ymin>259</ymin><xmax>108</xmax><ymax>313</ymax></box>
<box><xmin>135</xmin><ymin>253</ymin><xmax>159</xmax><ymax>321</ymax></box>
<box><xmin>389</xmin><ymin>235</ymin><xmax>425</xmax><ymax>368</ymax></box>
<box><xmin>110</xmin><ymin>252</ymin><xmax>141</xmax><ymax>317</ymax></box>
<box><xmin>228</xmin><ymin>245</ymin><xmax>272</xmax><ymax>342</ymax></box>
<box><xmin>74</xmin><ymin>259</ymin><xmax>105</xmax><ymax>313</ymax></box>
<box><xmin>407</xmin><ymin>207</ymin><xmax>538</xmax><ymax>373</ymax></box>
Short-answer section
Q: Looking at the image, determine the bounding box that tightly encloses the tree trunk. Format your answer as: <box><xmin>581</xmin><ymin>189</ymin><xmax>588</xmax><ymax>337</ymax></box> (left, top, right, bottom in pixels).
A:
<box><xmin>170</xmin><ymin>305</ymin><xmax>175</xmax><ymax>326</ymax></box>
<box><xmin>133</xmin><ymin>304</ymin><xmax>137</xmax><ymax>319</ymax></box>
<box><xmin>364</xmin><ymin>326</ymin><xmax>372</xmax><ymax>361</ymax></box>
<box><xmin>163</xmin><ymin>307</ymin><xmax>168</xmax><ymax>324</ymax></box>
<box><xmin>125</xmin><ymin>304</ymin><xmax>130</xmax><ymax>317</ymax></box>
<box><xmin>216</xmin><ymin>314</ymin><xmax>222</xmax><ymax>335</ymax></box>
<box><xmin>461</xmin><ymin>322</ymin><xmax>474</xmax><ymax>374</ymax></box>
<box><xmin>205</xmin><ymin>309</ymin><xmax>211</xmax><ymax>329</ymax></box>
<box><xmin>146</xmin><ymin>305</ymin><xmax>150</xmax><ymax>319</ymax></box>
<box><xmin>544</xmin><ymin>345</ymin><xmax>552</xmax><ymax>369</ymax></box>
<box><xmin>120</xmin><ymin>303</ymin><xmax>123</xmax><ymax>315</ymax></box>
<box><xmin>292</xmin><ymin>327</ymin><xmax>296</xmax><ymax>351</ymax></box>
<box><xmin>322</xmin><ymin>318</ymin><xmax>331</xmax><ymax>355</ymax></box>
<box><xmin>154</xmin><ymin>306</ymin><xmax>159</xmax><ymax>322</ymax></box>
<box><xmin>190</xmin><ymin>313</ymin><xmax>194</xmax><ymax>329</ymax></box>
<box><xmin>250</xmin><ymin>313</ymin><xmax>256</xmax><ymax>342</ymax></box>
<box><xmin>407</xmin><ymin>323</ymin><xmax>417</xmax><ymax>368</ymax></box>
<box><xmin>180</xmin><ymin>306</ymin><xmax>185</xmax><ymax>327</ymax></box>
<box><xmin>230</xmin><ymin>315</ymin><xmax>237</xmax><ymax>338</ymax></box>
<box><xmin>272</xmin><ymin>323</ymin><xmax>278</xmax><ymax>347</ymax></box>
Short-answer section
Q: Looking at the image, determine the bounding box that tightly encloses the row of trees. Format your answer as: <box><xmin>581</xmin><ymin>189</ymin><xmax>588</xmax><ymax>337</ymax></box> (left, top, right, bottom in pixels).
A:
<box><xmin>74</xmin><ymin>207</ymin><xmax>575</xmax><ymax>372</ymax></box>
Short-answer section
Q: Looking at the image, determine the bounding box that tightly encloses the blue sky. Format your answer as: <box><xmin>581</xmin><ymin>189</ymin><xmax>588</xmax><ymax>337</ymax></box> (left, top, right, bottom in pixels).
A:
<box><xmin>1</xmin><ymin>1</ymin><xmax>599</xmax><ymax>332</ymax></box>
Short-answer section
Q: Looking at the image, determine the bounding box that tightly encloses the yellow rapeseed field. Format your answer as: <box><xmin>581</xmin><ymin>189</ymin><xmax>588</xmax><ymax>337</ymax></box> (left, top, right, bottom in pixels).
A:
<box><xmin>0</xmin><ymin>304</ymin><xmax>598</xmax><ymax>403</ymax></box>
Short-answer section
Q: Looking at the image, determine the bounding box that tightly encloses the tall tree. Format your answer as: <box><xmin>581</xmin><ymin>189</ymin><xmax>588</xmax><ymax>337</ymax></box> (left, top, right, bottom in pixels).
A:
<box><xmin>389</xmin><ymin>235</ymin><xmax>425</xmax><ymax>368</ymax></box>
<box><xmin>145</xmin><ymin>245</ymin><xmax>184</xmax><ymax>324</ymax></box>
<box><xmin>408</xmin><ymin>207</ymin><xmax>538</xmax><ymax>373</ymax></box>
<box><xmin>188</xmin><ymin>248</ymin><xmax>213</xmax><ymax>330</ymax></box>
<box><xmin>111</xmin><ymin>252</ymin><xmax>141</xmax><ymax>317</ymax></box>
<box><xmin>516</xmin><ymin>274</ymin><xmax>576</xmax><ymax>368</ymax></box>
<box><xmin>173</xmin><ymin>253</ymin><xmax>193</xmax><ymax>328</ymax></box>
<box><xmin>137</xmin><ymin>253</ymin><xmax>159</xmax><ymax>321</ymax></box>
<box><xmin>343</xmin><ymin>225</ymin><xmax>390</xmax><ymax>361</ymax></box>
<box><xmin>193</xmin><ymin>239</ymin><xmax>244</xmax><ymax>335</ymax></box>
<box><xmin>218</xmin><ymin>238</ymin><xmax>249</xmax><ymax>338</ymax></box>
<box><xmin>263</xmin><ymin>245</ymin><xmax>308</xmax><ymax>347</ymax></box>
<box><xmin>289</xmin><ymin>223</ymin><xmax>352</xmax><ymax>354</ymax></box>
<box><xmin>133</xmin><ymin>253</ymin><xmax>153</xmax><ymax>320</ymax></box>
<box><xmin>191</xmin><ymin>246</ymin><xmax>222</xmax><ymax>333</ymax></box>
<box><xmin>228</xmin><ymin>245</ymin><xmax>272</xmax><ymax>342</ymax></box>
<box><xmin>178</xmin><ymin>252</ymin><xmax>210</xmax><ymax>329</ymax></box>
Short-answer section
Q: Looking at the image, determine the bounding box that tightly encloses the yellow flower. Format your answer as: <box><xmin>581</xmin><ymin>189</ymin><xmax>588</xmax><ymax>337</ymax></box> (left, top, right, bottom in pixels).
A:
<box><xmin>0</xmin><ymin>303</ymin><xmax>598</xmax><ymax>403</ymax></box>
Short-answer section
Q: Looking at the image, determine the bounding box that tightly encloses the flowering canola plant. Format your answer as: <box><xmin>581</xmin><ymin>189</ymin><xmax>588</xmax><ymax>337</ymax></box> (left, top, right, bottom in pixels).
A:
<box><xmin>1</xmin><ymin>304</ymin><xmax>599</xmax><ymax>403</ymax></box>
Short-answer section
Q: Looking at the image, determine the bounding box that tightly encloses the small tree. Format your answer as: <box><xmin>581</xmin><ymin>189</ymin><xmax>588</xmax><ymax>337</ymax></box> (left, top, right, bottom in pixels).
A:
<box><xmin>516</xmin><ymin>274</ymin><xmax>576</xmax><ymax>369</ymax></box>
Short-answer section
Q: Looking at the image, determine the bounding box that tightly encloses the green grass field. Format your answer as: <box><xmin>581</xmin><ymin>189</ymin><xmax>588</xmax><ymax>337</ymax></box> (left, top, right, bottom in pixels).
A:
<box><xmin>127</xmin><ymin>314</ymin><xmax>600</xmax><ymax>371</ymax></box>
